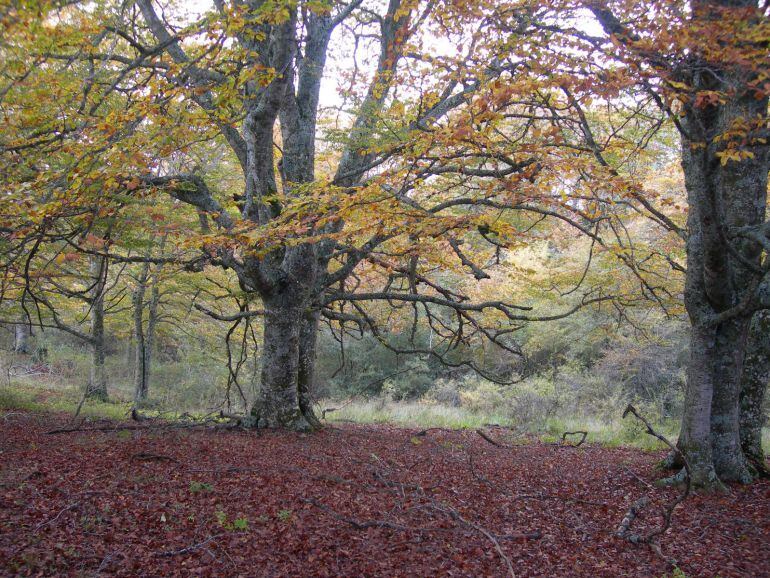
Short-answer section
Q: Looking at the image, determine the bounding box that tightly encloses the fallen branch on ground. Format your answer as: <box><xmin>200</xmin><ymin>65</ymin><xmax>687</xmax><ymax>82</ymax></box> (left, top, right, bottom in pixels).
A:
<box><xmin>476</xmin><ymin>428</ymin><xmax>513</xmax><ymax>448</ymax></box>
<box><xmin>46</xmin><ymin>415</ymin><xmax>221</xmax><ymax>434</ymax></box>
<box><xmin>615</xmin><ymin>496</ymin><xmax>650</xmax><ymax>543</ymax></box>
<box><xmin>476</xmin><ymin>427</ymin><xmax>588</xmax><ymax>449</ymax></box>
<box><xmin>415</xmin><ymin>427</ymin><xmax>458</xmax><ymax>437</ymax></box>
<box><xmin>616</xmin><ymin>404</ymin><xmax>692</xmax><ymax>566</ymax></box>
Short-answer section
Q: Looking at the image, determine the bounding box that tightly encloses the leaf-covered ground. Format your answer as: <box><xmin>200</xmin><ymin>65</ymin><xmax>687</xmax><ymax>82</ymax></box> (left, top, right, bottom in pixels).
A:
<box><xmin>1</xmin><ymin>412</ymin><xmax>768</xmax><ymax>577</ymax></box>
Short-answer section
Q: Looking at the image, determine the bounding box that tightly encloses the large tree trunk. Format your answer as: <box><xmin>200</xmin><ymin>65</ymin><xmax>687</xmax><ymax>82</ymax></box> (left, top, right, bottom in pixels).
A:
<box><xmin>14</xmin><ymin>320</ymin><xmax>31</xmax><ymax>355</ymax></box>
<box><xmin>676</xmin><ymin>324</ymin><xmax>720</xmax><ymax>488</ymax></box>
<box><xmin>710</xmin><ymin>317</ymin><xmax>753</xmax><ymax>482</ymax></box>
<box><xmin>86</xmin><ymin>256</ymin><xmax>108</xmax><ymax>401</ymax></box>
<box><xmin>740</xmin><ymin>311</ymin><xmax>770</xmax><ymax>475</ymax></box>
<box><xmin>257</xmin><ymin>291</ymin><xmax>311</xmax><ymax>430</ymax></box>
<box><xmin>298</xmin><ymin>309</ymin><xmax>322</xmax><ymax>429</ymax></box>
<box><xmin>674</xmin><ymin>133</ymin><xmax>723</xmax><ymax>488</ymax></box>
<box><xmin>138</xmin><ymin>0</ymin><xmax>405</xmax><ymax>430</ymax></box>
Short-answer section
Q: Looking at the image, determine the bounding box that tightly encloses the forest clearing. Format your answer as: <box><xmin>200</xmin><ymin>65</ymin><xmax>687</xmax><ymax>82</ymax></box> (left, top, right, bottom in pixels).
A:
<box><xmin>2</xmin><ymin>0</ymin><xmax>769</xmax><ymax>575</ymax></box>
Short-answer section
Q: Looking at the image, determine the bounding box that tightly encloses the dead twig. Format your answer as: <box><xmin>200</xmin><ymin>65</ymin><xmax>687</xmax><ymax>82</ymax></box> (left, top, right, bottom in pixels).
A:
<box><xmin>623</xmin><ymin>466</ymin><xmax>654</xmax><ymax>489</ymax></box>
<box><xmin>466</xmin><ymin>449</ymin><xmax>607</xmax><ymax>506</ymax></box>
<box><xmin>561</xmin><ymin>430</ymin><xmax>587</xmax><ymax>447</ymax></box>
<box><xmin>155</xmin><ymin>533</ymin><xmax>226</xmax><ymax>557</ymax></box>
<box><xmin>300</xmin><ymin>497</ymin><xmax>424</xmax><ymax>532</ymax></box>
<box><xmin>9</xmin><ymin>492</ymin><xmax>98</xmax><ymax>559</ymax></box>
<box><xmin>130</xmin><ymin>452</ymin><xmax>179</xmax><ymax>463</ymax></box>
<box><xmin>321</xmin><ymin>398</ymin><xmax>356</xmax><ymax>420</ymax></box>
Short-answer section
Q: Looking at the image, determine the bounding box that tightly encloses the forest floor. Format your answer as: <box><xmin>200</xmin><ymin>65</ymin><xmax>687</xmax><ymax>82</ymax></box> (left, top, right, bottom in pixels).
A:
<box><xmin>0</xmin><ymin>411</ymin><xmax>768</xmax><ymax>578</ymax></box>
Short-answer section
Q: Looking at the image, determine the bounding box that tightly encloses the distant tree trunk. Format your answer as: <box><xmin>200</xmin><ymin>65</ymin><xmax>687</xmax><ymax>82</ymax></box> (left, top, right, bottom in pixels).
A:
<box><xmin>131</xmin><ymin>233</ymin><xmax>166</xmax><ymax>405</ymax></box>
<box><xmin>145</xmin><ymin>278</ymin><xmax>160</xmax><ymax>389</ymax></box>
<box><xmin>14</xmin><ymin>320</ymin><xmax>31</xmax><ymax>354</ymax></box>
<box><xmin>125</xmin><ymin>331</ymin><xmax>134</xmax><ymax>373</ymax></box>
<box><xmin>86</xmin><ymin>255</ymin><xmax>108</xmax><ymax>401</ymax></box>
<box><xmin>740</xmin><ymin>311</ymin><xmax>770</xmax><ymax>475</ymax></box>
<box><xmin>132</xmin><ymin>262</ymin><xmax>150</xmax><ymax>403</ymax></box>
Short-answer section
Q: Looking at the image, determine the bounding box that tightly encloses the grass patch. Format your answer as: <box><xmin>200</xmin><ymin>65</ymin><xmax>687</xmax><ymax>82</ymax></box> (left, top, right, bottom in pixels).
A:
<box><xmin>542</xmin><ymin>416</ymin><xmax>678</xmax><ymax>451</ymax></box>
<box><xmin>0</xmin><ymin>381</ymin><xmax>130</xmax><ymax>421</ymax></box>
<box><xmin>322</xmin><ymin>398</ymin><xmax>510</xmax><ymax>430</ymax></box>
<box><xmin>323</xmin><ymin>399</ymin><xmax>687</xmax><ymax>451</ymax></box>
<box><xmin>0</xmin><ymin>387</ymin><xmax>47</xmax><ymax>413</ymax></box>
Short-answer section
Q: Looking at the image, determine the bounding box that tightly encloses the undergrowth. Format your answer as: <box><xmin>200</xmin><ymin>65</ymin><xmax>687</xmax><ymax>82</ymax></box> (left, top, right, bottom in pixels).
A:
<box><xmin>2</xmin><ymin>379</ymin><xmax>767</xmax><ymax>454</ymax></box>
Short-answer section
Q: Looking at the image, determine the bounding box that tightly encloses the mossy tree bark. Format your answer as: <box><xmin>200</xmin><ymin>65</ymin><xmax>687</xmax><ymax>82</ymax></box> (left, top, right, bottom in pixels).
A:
<box><xmin>740</xmin><ymin>311</ymin><xmax>770</xmax><ymax>475</ymax></box>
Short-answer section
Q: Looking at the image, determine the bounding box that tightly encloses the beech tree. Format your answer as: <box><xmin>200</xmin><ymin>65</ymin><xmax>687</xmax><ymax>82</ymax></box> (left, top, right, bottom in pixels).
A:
<box><xmin>0</xmin><ymin>0</ymin><xmax>684</xmax><ymax>423</ymax></box>
<box><xmin>3</xmin><ymin>0</ymin><xmax>638</xmax><ymax>429</ymax></box>
<box><xmin>575</xmin><ymin>0</ymin><xmax>769</xmax><ymax>487</ymax></box>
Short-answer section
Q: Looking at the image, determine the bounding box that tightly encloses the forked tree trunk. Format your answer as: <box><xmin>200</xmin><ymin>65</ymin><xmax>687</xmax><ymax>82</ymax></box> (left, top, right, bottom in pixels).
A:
<box><xmin>137</xmin><ymin>0</ymin><xmax>407</xmax><ymax>430</ymax></box>
<box><xmin>740</xmin><ymin>311</ymin><xmax>770</xmax><ymax>475</ymax></box>
<box><xmin>86</xmin><ymin>256</ymin><xmax>108</xmax><ymax>401</ymax></box>
<box><xmin>132</xmin><ymin>242</ymin><xmax>163</xmax><ymax>404</ymax></box>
